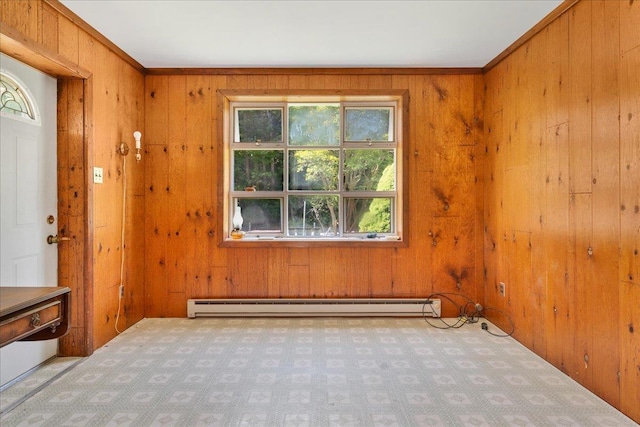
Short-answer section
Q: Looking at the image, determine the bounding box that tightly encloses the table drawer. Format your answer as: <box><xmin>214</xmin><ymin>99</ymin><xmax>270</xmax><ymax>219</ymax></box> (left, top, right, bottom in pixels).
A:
<box><xmin>0</xmin><ymin>300</ymin><xmax>62</xmax><ymax>344</ymax></box>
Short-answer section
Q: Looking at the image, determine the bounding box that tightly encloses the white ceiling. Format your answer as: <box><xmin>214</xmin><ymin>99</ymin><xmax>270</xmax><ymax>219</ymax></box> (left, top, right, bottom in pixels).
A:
<box><xmin>59</xmin><ymin>0</ymin><xmax>563</xmax><ymax>69</ymax></box>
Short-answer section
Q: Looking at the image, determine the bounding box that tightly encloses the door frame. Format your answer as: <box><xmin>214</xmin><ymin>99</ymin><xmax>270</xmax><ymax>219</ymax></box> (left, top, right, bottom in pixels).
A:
<box><xmin>1</xmin><ymin>24</ymin><xmax>94</xmax><ymax>356</ymax></box>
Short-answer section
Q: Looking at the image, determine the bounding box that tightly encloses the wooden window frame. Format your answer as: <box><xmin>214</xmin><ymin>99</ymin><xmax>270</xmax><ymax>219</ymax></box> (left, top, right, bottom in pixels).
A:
<box><xmin>217</xmin><ymin>89</ymin><xmax>409</xmax><ymax>248</ymax></box>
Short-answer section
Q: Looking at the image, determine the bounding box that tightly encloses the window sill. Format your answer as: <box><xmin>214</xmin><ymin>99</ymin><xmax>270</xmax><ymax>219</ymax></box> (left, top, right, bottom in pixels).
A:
<box><xmin>219</xmin><ymin>236</ymin><xmax>407</xmax><ymax>248</ymax></box>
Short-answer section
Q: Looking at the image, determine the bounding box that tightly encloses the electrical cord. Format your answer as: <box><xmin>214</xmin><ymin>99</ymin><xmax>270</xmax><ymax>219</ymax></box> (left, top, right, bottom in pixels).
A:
<box><xmin>115</xmin><ymin>155</ymin><xmax>126</xmax><ymax>334</ymax></box>
<box><xmin>480</xmin><ymin>306</ymin><xmax>515</xmax><ymax>338</ymax></box>
<box><xmin>422</xmin><ymin>292</ymin><xmax>482</xmax><ymax>329</ymax></box>
<box><xmin>422</xmin><ymin>292</ymin><xmax>514</xmax><ymax>338</ymax></box>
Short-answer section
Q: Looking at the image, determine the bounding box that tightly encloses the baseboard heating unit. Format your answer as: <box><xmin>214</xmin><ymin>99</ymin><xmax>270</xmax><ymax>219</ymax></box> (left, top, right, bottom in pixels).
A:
<box><xmin>187</xmin><ymin>298</ymin><xmax>441</xmax><ymax>318</ymax></box>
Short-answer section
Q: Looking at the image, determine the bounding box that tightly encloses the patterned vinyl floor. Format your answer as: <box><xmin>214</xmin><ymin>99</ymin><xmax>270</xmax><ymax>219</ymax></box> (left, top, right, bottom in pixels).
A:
<box><xmin>0</xmin><ymin>317</ymin><xmax>636</xmax><ymax>427</ymax></box>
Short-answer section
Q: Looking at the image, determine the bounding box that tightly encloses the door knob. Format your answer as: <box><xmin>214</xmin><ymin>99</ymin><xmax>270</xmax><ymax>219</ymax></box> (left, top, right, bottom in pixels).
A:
<box><xmin>47</xmin><ymin>235</ymin><xmax>70</xmax><ymax>244</ymax></box>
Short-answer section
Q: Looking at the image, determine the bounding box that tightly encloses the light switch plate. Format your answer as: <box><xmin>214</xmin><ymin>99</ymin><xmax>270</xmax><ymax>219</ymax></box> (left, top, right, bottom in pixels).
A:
<box><xmin>93</xmin><ymin>167</ymin><xmax>103</xmax><ymax>184</ymax></box>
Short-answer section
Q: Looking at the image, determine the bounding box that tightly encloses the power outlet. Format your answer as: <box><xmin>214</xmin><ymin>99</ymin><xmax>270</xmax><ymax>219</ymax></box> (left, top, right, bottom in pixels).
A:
<box><xmin>93</xmin><ymin>167</ymin><xmax>104</xmax><ymax>184</ymax></box>
<box><xmin>499</xmin><ymin>281</ymin><xmax>506</xmax><ymax>297</ymax></box>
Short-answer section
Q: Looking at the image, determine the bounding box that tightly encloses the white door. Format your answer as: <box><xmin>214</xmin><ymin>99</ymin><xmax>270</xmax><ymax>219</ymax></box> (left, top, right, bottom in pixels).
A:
<box><xmin>0</xmin><ymin>53</ymin><xmax>58</xmax><ymax>386</ymax></box>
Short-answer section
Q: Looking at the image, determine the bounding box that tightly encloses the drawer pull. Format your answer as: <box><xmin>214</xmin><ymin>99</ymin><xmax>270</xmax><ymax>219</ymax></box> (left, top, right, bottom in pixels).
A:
<box><xmin>31</xmin><ymin>313</ymin><xmax>41</xmax><ymax>327</ymax></box>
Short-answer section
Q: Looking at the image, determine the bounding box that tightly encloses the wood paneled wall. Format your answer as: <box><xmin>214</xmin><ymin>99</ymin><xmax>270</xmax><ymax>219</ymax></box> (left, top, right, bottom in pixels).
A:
<box><xmin>0</xmin><ymin>0</ymin><xmax>146</xmax><ymax>353</ymax></box>
<box><xmin>143</xmin><ymin>73</ymin><xmax>485</xmax><ymax>317</ymax></box>
<box><xmin>4</xmin><ymin>1</ymin><xmax>637</xmax><ymax>422</ymax></box>
<box><xmin>483</xmin><ymin>0</ymin><xmax>639</xmax><ymax>421</ymax></box>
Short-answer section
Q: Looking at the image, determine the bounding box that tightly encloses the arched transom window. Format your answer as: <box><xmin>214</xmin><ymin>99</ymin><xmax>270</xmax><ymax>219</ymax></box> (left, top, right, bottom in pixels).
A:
<box><xmin>0</xmin><ymin>70</ymin><xmax>38</xmax><ymax>123</ymax></box>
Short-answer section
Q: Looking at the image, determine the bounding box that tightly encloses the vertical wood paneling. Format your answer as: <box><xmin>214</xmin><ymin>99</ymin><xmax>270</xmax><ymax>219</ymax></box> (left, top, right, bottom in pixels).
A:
<box><xmin>568</xmin><ymin>1</ymin><xmax>593</xmax><ymax>194</ymax></box>
<box><xmin>620</xmin><ymin>0</ymin><xmax>640</xmax><ymax>55</ymax></box>
<box><xmin>544</xmin><ymin>123</ymin><xmax>574</xmax><ymax>374</ymax></box>
<box><xmin>267</xmin><ymin>248</ymin><xmax>288</xmax><ymax>297</ymax></box>
<box><xmin>78</xmin><ymin>35</ymin><xmax>96</xmax><ymax>354</ymax></box>
<box><xmin>545</xmin><ymin>13</ymin><xmax>570</xmax><ymax>127</ymax></box>
<box><xmin>39</xmin><ymin>2</ymin><xmax>57</xmax><ymax>51</ymax></box>
<box><xmin>208</xmin><ymin>266</ymin><xmax>226</xmax><ymax>298</ymax></box>
<box><xmin>340</xmin><ymin>248</ymin><xmax>362</xmax><ymax>296</ymax></box>
<box><xmin>116</xmin><ymin>58</ymin><xmax>145</xmax><ymax>330</ymax></box>
<box><xmin>570</xmin><ymin>193</ymin><xmax>593</xmax><ymax>387</ymax></box>
<box><xmin>246</xmin><ymin>248</ymin><xmax>269</xmax><ymax>297</ymax></box>
<box><xmin>484</xmin><ymin>1</ymin><xmax>639</xmax><ymax>422</ymax></box>
<box><xmin>0</xmin><ymin>0</ymin><xmax>40</xmax><ymax>41</ymax></box>
<box><xmin>392</xmin><ymin>247</ymin><xmax>418</xmax><ymax>297</ymax></box>
<box><xmin>509</xmin><ymin>231</ymin><xmax>533</xmax><ymax>348</ymax></box>
<box><xmin>144</xmin><ymin>143</ymin><xmax>169</xmax><ymax>316</ymax></box>
<box><xmin>92</xmin><ymin>41</ymin><xmax>126</xmax><ymax>348</ymax></box>
<box><xmin>589</xmin><ymin>0</ymin><xmax>621</xmax><ymax>406</ymax></box>
<box><xmin>620</xmin><ymin>47</ymin><xmax>640</xmax><ymax>287</ymax></box>
<box><xmin>524</xmin><ymin>35</ymin><xmax>548</xmax><ymax>350</ymax></box>
<box><xmin>619</xmin><ymin>3</ymin><xmax>640</xmax><ymax>419</ymax></box>
<box><xmin>288</xmin><ymin>75</ymin><xmax>309</xmax><ymax>89</ymax></box>
<box><xmin>288</xmin><ymin>265</ymin><xmax>309</xmax><ymax>298</ymax></box>
<box><xmin>619</xmin><ymin>281</ymin><xmax>640</xmax><ymax>422</ymax></box>
<box><xmin>473</xmin><ymin>75</ymin><xmax>485</xmax><ymax>306</ymax></box>
<box><xmin>268</xmin><ymin>75</ymin><xmax>288</xmax><ymax>90</ymax></box>
<box><xmin>210</xmin><ymin>75</ymin><xmax>228</xmax><ymax>272</ymax></box>
<box><xmin>56</xmin><ymin>16</ymin><xmax>78</xmax><ymax>64</ymax></box>
<box><xmin>186</xmin><ymin>75</ymin><xmax>215</xmax><ymax>301</ymax></box>
<box><xmin>144</xmin><ymin>76</ymin><xmax>169</xmax><ymax>317</ymax></box>
<box><xmin>406</xmin><ymin>76</ymin><xmax>431</xmax><ymax>297</ymax></box>
<box><xmin>145</xmin><ymin>73</ymin><xmax>483</xmax><ymax>307</ymax></box>
<box><xmin>165</xmin><ymin>76</ymin><xmax>187</xmax><ymax>299</ymax></box>
<box><xmin>228</xmin><ymin>248</ymin><xmax>249</xmax><ymax>296</ymax></box>
<box><xmin>125</xmin><ymin>193</ymin><xmax>145</xmax><ymax>322</ymax></box>
<box><xmin>482</xmin><ymin>104</ymin><xmax>503</xmax><ymax>311</ymax></box>
<box><xmin>368</xmin><ymin>248</ymin><xmax>393</xmax><ymax>297</ymax></box>
<box><xmin>322</xmin><ymin>249</ymin><xmax>345</xmax><ymax>298</ymax></box>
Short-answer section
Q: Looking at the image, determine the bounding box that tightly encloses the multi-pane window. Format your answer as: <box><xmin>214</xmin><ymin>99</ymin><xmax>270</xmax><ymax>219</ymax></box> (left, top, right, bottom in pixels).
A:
<box><xmin>227</xmin><ymin>98</ymin><xmax>402</xmax><ymax>241</ymax></box>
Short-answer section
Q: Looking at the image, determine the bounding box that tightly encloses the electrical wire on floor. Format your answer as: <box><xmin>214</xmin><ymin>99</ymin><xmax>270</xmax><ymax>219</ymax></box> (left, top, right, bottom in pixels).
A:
<box><xmin>422</xmin><ymin>292</ymin><xmax>514</xmax><ymax>337</ymax></box>
<box><xmin>480</xmin><ymin>306</ymin><xmax>515</xmax><ymax>338</ymax></box>
<box><xmin>114</xmin><ymin>155</ymin><xmax>127</xmax><ymax>334</ymax></box>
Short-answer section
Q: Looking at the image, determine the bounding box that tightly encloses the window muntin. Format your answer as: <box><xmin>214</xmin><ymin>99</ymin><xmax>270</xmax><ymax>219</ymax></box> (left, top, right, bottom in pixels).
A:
<box><xmin>228</xmin><ymin>99</ymin><xmax>400</xmax><ymax>240</ymax></box>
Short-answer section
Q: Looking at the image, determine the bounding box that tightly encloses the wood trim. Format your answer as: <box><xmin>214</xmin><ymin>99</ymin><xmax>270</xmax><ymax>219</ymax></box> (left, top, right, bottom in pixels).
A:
<box><xmin>56</xmin><ymin>78</ymin><xmax>92</xmax><ymax>357</ymax></box>
<box><xmin>219</xmin><ymin>240</ymin><xmax>408</xmax><ymax>249</ymax></box>
<box><xmin>83</xmin><ymin>76</ymin><xmax>94</xmax><ymax>355</ymax></box>
<box><xmin>483</xmin><ymin>0</ymin><xmax>580</xmax><ymax>72</ymax></box>
<box><xmin>216</xmin><ymin>89</ymin><xmax>227</xmax><ymax>251</ymax></box>
<box><xmin>218</xmin><ymin>88</ymin><xmax>408</xmax><ymax>100</ymax></box>
<box><xmin>147</xmin><ymin>67</ymin><xmax>483</xmax><ymax>76</ymax></box>
<box><xmin>0</xmin><ymin>23</ymin><xmax>90</xmax><ymax>78</ymax></box>
<box><xmin>399</xmin><ymin>89</ymin><xmax>410</xmax><ymax>248</ymax></box>
<box><xmin>43</xmin><ymin>0</ymin><xmax>144</xmax><ymax>74</ymax></box>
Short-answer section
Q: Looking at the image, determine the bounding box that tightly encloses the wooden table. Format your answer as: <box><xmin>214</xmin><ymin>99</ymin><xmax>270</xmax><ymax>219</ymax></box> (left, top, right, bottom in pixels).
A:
<box><xmin>0</xmin><ymin>287</ymin><xmax>71</xmax><ymax>348</ymax></box>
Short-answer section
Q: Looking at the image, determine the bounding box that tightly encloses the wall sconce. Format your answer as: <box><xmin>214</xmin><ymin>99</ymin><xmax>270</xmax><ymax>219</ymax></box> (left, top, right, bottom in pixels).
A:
<box><xmin>133</xmin><ymin>131</ymin><xmax>142</xmax><ymax>162</ymax></box>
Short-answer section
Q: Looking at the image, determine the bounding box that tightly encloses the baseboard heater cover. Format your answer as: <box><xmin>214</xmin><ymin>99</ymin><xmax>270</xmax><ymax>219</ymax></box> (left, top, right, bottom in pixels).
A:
<box><xmin>187</xmin><ymin>298</ymin><xmax>441</xmax><ymax>318</ymax></box>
